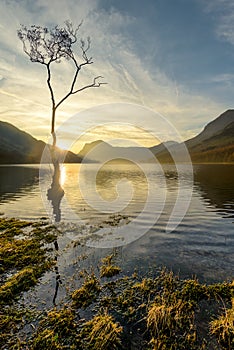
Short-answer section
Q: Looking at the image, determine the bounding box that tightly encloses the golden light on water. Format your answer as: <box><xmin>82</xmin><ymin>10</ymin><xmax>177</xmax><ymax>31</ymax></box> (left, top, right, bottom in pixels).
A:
<box><xmin>60</xmin><ymin>165</ymin><xmax>66</xmax><ymax>186</ymax></box>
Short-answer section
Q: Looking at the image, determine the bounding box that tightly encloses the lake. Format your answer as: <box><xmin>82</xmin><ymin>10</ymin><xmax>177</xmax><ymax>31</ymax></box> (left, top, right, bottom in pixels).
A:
<box><xmin>0</xmin><ymin>163</ymin><xmax>233</xmax><ymax>298</ymax></box>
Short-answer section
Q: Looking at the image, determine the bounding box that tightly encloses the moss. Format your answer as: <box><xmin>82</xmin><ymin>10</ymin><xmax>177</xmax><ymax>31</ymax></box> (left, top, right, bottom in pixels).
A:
<box><xmin>0</xmin><ymin>217</ymin><xmax>31</xmax><ymax>233</ymax></box>
<box><xmin>72</xmin><ymin>273</ymin><xmax>101</xmax><ymax>309</ymax></box>
<box><xmin>0</xmin><ymin>222</ymin><xmax>233</xmax><ymax>350</ymax></box>
<box><xmin>208</xmin><ymin>281</ymin><xmax>234</xmax><ymax>300</ymax></box>
<box><xmin>100</xmin><ymin>254</ymin><xmax>121</xmax><ymax>278</ymax></box>
<box><xmin>31</xmin><ymin>225</ymin><xmax>57</xmax><ymax>244</ymax></box>
<box><xmin>0</xmin><ymin>218</ymin><xmax>56</xmax><ymax>305</ymax></box>
<box><xmin>0</xmin><ymin>308</ymin><xmax>23</xmax><ymax>347</ymax></box>
<box><xmin>210</xmin><ymin>298</ymin><xmax>234</xmax><ymax>350</ymax></box>
<box><xmin>0</xmin><ymin>237</ymin><xmax>48</xmax><ymax>272</ymax></box>
<box><xmin>43</xmin><ymin>308</ymin><xmax>77</xmax><ymax>337</ymax></box>
<box><xmin>100</xmin><ymin>264</ymin><xmax>121</xmax><ymax>278</ymax></box>
<box><xmin>0</xmin><ymin>307</ymin><xmax>36</xmax><ymax>348</ymax></box>
<box><xmin>132</xmin><ymin>278</ymin><xmax>156</xmax><ymax>294</ymax></box>
<box><xmin>146</xmin><ymin>280</ymin><xmax>197</xmax><ymax>350</ymax></box>
<box><xmin>31</xmin><ymin>329</ymin><xmax>63</xmax><ymax>350</ymax></box>
<box><xmin>31</xmin><ymin>308</ymin><xmax>79</xmax><ymax>350</ymax></box>
<box><xmin>0</xmin><ymin>218</ymin><xmax>58</xmax><ymax>347</ymax></box>
<box><xmin>180</xmin><ymin>279</ymin><xmax>209</xmax><ymax>303</ymax></box>
<box><xmin>0</xmin><ymin>267</ymin><xmax>37</xmax><ymax>303</ymax></box>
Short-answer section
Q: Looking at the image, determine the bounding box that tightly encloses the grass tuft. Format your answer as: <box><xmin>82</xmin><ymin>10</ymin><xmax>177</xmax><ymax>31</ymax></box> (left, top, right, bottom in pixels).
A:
<box><xmin>210</xmin><ymin>297</ymin><xmax>234</xmax><ymax>350</ymax></box>
<box><xmin>100</xmin><ymin>254</ymin><xmax>121</xmax><ymax>278</ymax></box>
<box><xmin>72</xmin><ymin>273</ymin><xmax>101</xmax><ymax>308</ymax></box>
<box><xmin>81</xmin><ymin>312</ymin><xmax>122</xmax><ymax>350</ymax></box>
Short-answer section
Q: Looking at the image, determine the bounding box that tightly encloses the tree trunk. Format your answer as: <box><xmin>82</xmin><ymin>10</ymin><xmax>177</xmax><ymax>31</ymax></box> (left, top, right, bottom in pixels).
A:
<box><xmin>47</xmin><ymin>107</ymin><xmax>64</xmax><ymax>222</ymax></box>
<box><xmin>51</xmin><ymin>107</ymin><xmax>57</xmax><ymax>148</ymax></box>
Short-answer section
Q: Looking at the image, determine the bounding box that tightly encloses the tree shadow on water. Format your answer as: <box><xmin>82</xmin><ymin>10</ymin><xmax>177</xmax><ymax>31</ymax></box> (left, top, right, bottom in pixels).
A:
<box><xmin>47</xmin><ymin>161</ymin><xmax>64</xmax><ymax>223</ymax></box>
<box><xmin>47</xmin><ymin>160</ymin><xmax>64</xmax><ymax>306</ymax></box>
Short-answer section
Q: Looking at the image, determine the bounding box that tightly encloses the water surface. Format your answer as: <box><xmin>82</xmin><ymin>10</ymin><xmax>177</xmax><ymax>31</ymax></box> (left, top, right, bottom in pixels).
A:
<box><xmin>0</xmin><ymin>163</ymin><xmax>233</xmax><ymax>288</ymax></box>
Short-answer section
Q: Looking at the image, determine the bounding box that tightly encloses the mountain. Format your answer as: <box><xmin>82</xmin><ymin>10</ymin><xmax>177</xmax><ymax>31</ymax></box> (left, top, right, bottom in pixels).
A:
<box><xmin>78</xmin><ymin>139</ymin><xmax>178</xmax><ymax>163</ymax></box>
<box><xmin>149</xmin><ymin>141</ymin><xmax>179</xmax><ymax>156</ymax></box>
<box><xmin>185</xmin><ymin>110</ymin><xmax>234</xmax><ymax>163</ymax></box>
<box><xmin>154</xmin><ymin>110</ymin><xmax>234</xmax><ymax>163</ymax></box>
<box><xmin>0</xmin><ymin>121</ymin><xmax>82</xmax><ymax>164</ymax></box>
<box><xmin>1</xmin><ymin>109</ymin><xmax>233</xmax><ymax>164</ymax></box>
<box><xmin>78</xmin><ymin>110</ymin><xmax>233</xmax><ymax>163</ymax></box>
<box><xmin>186</xmin><ymin>109</ymin><xmax>234</xmax><ymax>148</ymax></box>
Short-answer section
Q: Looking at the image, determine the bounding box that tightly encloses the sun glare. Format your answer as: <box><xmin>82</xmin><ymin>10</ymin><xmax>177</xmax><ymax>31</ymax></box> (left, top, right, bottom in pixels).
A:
<box><xmin>70</xmin><ymin>124</ymin><xmax>161</xmax><ymax>153</ymax></box>
<box><xmin>60</xmin><ymin>165</ymin><xmax>66</xmax><ymax>186</ymax></box>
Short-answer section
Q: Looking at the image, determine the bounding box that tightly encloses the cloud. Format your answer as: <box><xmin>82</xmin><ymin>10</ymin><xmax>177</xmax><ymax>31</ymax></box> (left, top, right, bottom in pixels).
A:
<box><xmin>202</xmin><ymin>0</ymin><xmax>234</xmax><ymax>45</ymax></box>
<box><xmin>0</xmin><ymin>0</ymin><xmax>228</xmax><ymax>143</ymax></box>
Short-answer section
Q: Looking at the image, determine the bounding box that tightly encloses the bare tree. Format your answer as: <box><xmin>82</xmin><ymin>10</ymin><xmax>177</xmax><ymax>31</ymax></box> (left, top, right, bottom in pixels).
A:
<box><xmin>17</xmin><ymin>20</ymin><xmax>105</xmax><ymax>150</ymax></box>
<box><xmin>18</xmin><ymin>21</ymin><xmax>105</xmax><ymax>223</ymax></box>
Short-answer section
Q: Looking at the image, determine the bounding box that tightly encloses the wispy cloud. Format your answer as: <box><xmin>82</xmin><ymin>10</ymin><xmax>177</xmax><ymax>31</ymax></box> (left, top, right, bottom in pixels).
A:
<box><xmin>0</xmin><ymin>0</ymin><xmax>229</xmax><ymax>144</ymax></box>
<box><xmin>202</xmin><ymin>0</ymin><xmax>234</xmax><ymax>45</ymax></box>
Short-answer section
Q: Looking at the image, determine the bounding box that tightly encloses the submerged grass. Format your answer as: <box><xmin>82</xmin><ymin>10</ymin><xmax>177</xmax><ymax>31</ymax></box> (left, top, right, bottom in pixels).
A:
<box><xmin>0</xmin><ymin>217</ymin><xmax>57</xmax><ymax>348</ymax></box>
<box><xmin>71</xmin><ymin>272</ymin><xmax>101</xmax><ymax>309</ymax></box>
<box><xmin>100</xmin><ymin>254</ymin><xmax>121</xmax><ymax>278</ymax></box>
<box><xmin>0</xmin><ymin>218</ymin><xmax>233</xmax><ymax>349</ymax></box>
<box><xmin>0</xmin><ymin>217</ymin><xmax>57</xmax><ymax>304</ymax></box>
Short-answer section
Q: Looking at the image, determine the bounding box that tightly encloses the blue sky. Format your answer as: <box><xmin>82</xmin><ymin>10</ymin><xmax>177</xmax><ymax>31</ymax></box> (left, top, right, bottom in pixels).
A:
<box><xmin>0</xmin><ymin>0</ymin><xmax>234</xmax><ymax>148</ymax></box>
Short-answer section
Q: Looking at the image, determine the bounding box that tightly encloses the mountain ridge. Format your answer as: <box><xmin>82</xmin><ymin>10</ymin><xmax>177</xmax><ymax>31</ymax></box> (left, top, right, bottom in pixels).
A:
<box><xmin>0</xmin><ymin>109</ymin><xmax>233</xmax><ymax>164</ymax></box>
<box><xmin>0</xmin><ymin>121</ymin><xmax>82</xmax><ymax>164</ymax></box>
<box><xmin>78</xmin><ymin>110</ymin><xmax>234</xmax><ymax>163</ymax></box>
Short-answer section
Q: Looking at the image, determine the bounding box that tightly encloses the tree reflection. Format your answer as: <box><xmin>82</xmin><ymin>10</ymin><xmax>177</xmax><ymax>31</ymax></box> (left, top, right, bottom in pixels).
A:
<box><xmin>47</xmin><ymin>161</ymin><xmax>64</xmax><ymax>305</ymax></box>
<box><xmin>47</xmin><ymin>162</ymin><xmax>64</xmax><ymax>222</ymax></box>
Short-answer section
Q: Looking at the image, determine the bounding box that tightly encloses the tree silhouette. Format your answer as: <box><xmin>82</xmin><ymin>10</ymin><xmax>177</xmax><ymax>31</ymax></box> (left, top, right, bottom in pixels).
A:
<box><xmin>18</xmin><ymin>21</ymin><xmax>105</xmax><ymax>223</ymax></box>
<box><xmin>17</xmin><ymin>20</ymin><xmax>105</xmax><ymax>150</ymax></box>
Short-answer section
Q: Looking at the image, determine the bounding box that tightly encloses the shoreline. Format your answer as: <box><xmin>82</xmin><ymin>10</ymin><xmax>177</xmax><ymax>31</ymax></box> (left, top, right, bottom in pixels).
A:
<box><xmin>0</xmin><ymin>217</ymin><xmax>233</xmax><ymax>349</ymax></box>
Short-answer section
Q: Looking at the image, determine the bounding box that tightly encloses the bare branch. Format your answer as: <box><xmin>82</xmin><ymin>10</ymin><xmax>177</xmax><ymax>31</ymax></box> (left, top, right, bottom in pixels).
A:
<box><xmin>55</xmin><ymin>66</ymin><xmax>80</xmax><ymax>110</ymax></box>
<box><xmin>18</xmin><ymin>20</ymin><xmax>106</xmax><ymax>147</ymax></box>
<box><xmin>46</xmin><ymin>63</ymin><xmax>55</xmax><ymax>108</ymax></box>
<box><xmin>72</xmin><ymin>76</ymin><xmax>107</xmax><ymax>94</ymax></box>
<box><xmin>56</xmin><ymin>75</ymin><xmax>106</xmax><ymax>109</ymax></box>
<box><xmin>65</xmin><ymin>20</ymin><xmax>82</xmax><ymax>44</ymax></box>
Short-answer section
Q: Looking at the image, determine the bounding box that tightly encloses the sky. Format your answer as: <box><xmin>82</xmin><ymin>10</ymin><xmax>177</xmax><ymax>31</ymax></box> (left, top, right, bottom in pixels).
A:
<box><xmin>0</xmin><ymin>0</ymin><xmax>234</xmax><ymax>151</ymax></box>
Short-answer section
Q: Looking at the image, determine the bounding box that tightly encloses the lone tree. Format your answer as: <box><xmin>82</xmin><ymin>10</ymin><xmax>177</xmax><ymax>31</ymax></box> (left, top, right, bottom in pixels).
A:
<box><xmin>17</xmin><ymin>20</ymin><xmax>105</xmax><ymax>150</ymax></box>
<box><xmin>18</xmin><ymin>21</ymin><xmax>105</xmax><ymax>221</ymax></box>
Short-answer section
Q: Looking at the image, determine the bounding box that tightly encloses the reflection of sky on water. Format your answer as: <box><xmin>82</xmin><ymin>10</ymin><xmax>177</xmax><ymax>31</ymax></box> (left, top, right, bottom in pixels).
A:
<box><xmin>0</xmin><ymin>163</ymin><xmax>233</xmax><ymax>222</ymax></box>
<box><xmin>0</xmin><ymin>163</ymin><xmax>233</xmax><ymax>285</ymax></box>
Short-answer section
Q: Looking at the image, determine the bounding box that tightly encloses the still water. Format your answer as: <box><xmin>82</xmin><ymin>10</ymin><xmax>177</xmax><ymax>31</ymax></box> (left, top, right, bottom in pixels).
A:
<box><xmin>0</xmin><ymin>163</ymin><xmax>233</xmax><ymax>289</ymax></box>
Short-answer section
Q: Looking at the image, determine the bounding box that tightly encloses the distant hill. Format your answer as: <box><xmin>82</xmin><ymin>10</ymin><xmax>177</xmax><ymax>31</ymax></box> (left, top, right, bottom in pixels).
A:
<box><xmin>0</xmin><ymin>121</ymin><xmax>82</xmax><ymax>164</ymax></box>
<box><xmin>78</xmin><ymin>110</ymin><xmax>233</xmax><ymax>163</ymax></box>
<box><xmin>78</xmin><ymin>139</ymin><xmax>178</xmax><ymax>163</ymax></box>
<box><xmin>186</xmin><ymin>110</ymin><xmax>234</xmax><ymax>163</ymax></box>
<box><xmin>1</xmin><ymin>109</ymin><xmax>233</xmax><ymax>164</ymax></box>
<box><xmin>152</xmin><ymin>110</ymin><xmax>234</xmax><ymax>163</ymax></box>
<box><xmin>187</xmin><ymin>109</ymin><xmax>234</xmax><ymax>148</ymax></box>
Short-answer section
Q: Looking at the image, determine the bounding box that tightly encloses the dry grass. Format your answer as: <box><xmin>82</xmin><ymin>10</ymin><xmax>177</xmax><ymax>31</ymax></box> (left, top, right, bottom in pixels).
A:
<box><xmin>71</xmin><ymin>273</ymin><xmax>101</xmax><ymax>308</ymax></box>
<box><xmin>81</xmin><ymin>312</ymin><xmax>122</xmax><ymax>350</ymax></box>
<box><xmin>147</xmin><ymin>296</ymin><xmax>194</xmax><ymax>333</ymax></box>
<box><xmin>210</xmin><ymin>297</ymin><xmax>234</xmax><ymax>350</ymax></box>
<box><xmin>1</xmin><ymin>218</ymin><xmax>234</xmax><ymax>349</ymax></box>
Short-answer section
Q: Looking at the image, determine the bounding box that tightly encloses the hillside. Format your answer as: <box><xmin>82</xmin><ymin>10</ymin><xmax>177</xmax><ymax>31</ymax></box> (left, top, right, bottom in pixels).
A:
<box><xmin>78</xmin><ymin>140</ymin><xmax>178</xmax><ymax>163</ymax></box>
<box><xmin>0</xmin><ymin>121</ymin><xmax>82</xmax><ymax>164</ymax></box>
<box><xmin>1</xmin><ymin>109</ymin><xmax>233</xmax><ymax>164</ymax></box>
<box><xmin>155</xmin><ymin>110</ymin><xmax>234</xmax><ymax>163</ymax></box>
